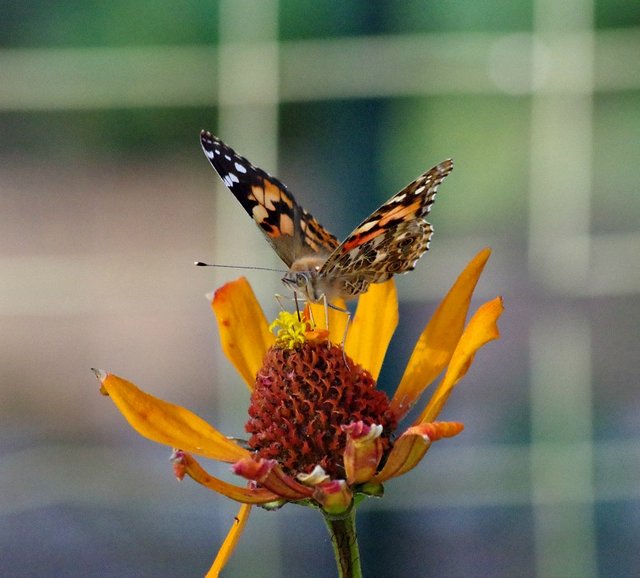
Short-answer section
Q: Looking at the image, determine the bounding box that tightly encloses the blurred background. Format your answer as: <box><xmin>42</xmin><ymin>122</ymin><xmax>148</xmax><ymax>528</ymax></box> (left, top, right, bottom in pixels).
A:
<box><xmin>2</xmin><ymin>1</ymin><xmax>639</xmax><ymax>576</ymax></box>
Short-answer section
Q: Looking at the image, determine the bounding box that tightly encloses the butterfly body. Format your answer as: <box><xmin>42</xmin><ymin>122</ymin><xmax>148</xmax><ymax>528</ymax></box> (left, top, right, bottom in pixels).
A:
<box><xmin>200</xmin><ymin>130</ymin><xmax>453</xmax><ymax>303</ymax></box>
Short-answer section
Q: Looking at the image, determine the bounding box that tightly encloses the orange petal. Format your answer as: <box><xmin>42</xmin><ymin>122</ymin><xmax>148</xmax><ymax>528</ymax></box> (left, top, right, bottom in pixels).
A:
<box><xmin>94</xmin><ymin>370</ymin><xmax>249</xmax><ymax>462</ymax></box>
<box><xmin>308</xmin><ymin>297</ymin><xmax>348</xmax><ymax>345</ymax></box>
<box><xmin>206</xmin><ymin>504</ymin><xmax>252</xmax><ymax>578</ymax></box>
<box><xmin>344</xmin><ymin>279</ymin><xmax>398</xmax><ymax>379</ymax></box>
<box><xmin>373</xmin><ymin>421</ymin><xmax>464</xmax><ymax>483</ymax></box>
<box><xmin>172</xmin><ymin>450</ymin><xmax>279</xmax><ymax>504</ymax></box>
<box><xmin>212</xmin><ymin>277</ymin><xmax>275</xmax><ymax>390</ymax></box>
<box><xmin>416</xmin><ymin>296</ymin><xmax>504</xmax><ymax>424</ymax></box>
<box><xmin>390</xmin><ymin>248</ymin><xmax>492</xmax><ymax>419</ymax></box>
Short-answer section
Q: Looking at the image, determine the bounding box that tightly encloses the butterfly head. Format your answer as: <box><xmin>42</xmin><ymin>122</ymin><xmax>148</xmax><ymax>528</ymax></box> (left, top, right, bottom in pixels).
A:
<box><xmin>282</xmin><ymin>270</ymin><xmax>318</xmax><ymax>301</ymax></box>
<box><xmin>282</xmin><ymin>256</ymin><xmax>333</xmax><ymax>302</ymax></box>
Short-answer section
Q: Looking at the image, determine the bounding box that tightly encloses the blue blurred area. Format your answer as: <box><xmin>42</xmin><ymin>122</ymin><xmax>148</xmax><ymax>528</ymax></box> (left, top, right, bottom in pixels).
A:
<box><xmin>2</xmin><ymin>1</ymin><xmax>639</xmax><ymax>576</ymax></box>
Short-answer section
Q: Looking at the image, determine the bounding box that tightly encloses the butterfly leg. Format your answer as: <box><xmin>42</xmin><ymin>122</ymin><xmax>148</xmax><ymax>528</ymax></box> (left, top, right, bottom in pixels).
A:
<box><xmin>324</xmin><ymin>298</ymin><xmax>352</xmax><ymax>368</ymax></box>
<box><xmin>274</xmin><ymin>294</ymin><xmax>287</xmax><ymax>312</ymax></box>
<box><xmin>274</xmin><ymin>293</ymin><xmax>301</xmax><ymax>316</ymax></box>
<box><xmin>321</xmin><ymin>294</ymin><xmax>330</xmax><ymax>329</ymax></box>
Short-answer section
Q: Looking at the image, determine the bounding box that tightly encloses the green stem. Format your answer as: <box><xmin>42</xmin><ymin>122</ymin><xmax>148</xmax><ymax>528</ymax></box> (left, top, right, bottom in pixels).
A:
<box><xmin>322</xmin><ymin>508</ymin><xmax>362</xmax><ymax>578</ymax></box>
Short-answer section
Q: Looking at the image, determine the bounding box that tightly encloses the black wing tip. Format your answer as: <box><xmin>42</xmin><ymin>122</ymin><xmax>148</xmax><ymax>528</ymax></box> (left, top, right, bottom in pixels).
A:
<box><xmin>200</xmin><ymin>129</ymin><xmax>217</xmax><ymax>144</ymax></box>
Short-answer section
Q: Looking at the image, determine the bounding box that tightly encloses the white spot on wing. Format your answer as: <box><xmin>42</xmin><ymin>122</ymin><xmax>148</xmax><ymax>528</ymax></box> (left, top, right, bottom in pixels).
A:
<box><xmin>235</xmin><ymin>162</ymin><xmax>247</xmax><ymax>174</ymax></box>
<box><xmin>357</xmin><ymin>221</ymin><xmax>377</xmax><ymax>233</ymax></box>
<box><xmin>204</xmin><ymin>149</ymin><xmax>214</xmax><ymax>159</ymax></box>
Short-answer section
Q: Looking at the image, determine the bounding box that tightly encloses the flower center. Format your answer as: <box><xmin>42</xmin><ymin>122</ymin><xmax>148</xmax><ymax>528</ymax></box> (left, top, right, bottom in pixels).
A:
<box><xmin>246</xmin><ymin>341</ymin><xmax>397</xmax><ymax>479</ymax></box>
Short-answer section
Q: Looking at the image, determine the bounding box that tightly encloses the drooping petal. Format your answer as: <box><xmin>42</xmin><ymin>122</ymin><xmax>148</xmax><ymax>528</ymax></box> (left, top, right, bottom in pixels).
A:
<box><xmin>211</xmin><ymin>277</ymin><xmax>275</xmax><ymax>390</ymax></box>
<box><xmin>373</xmin><ymin>421</ymin><xmax>464</xmax><ymax>482</ymax></box>
<box><xmin>233</xmin><ymin>458</ymin><xmax>314</xmax><ymax>500</ymax></box>
<box><xmin>206</xmin><ymin>503</ymin><xmax>252</xmax><ymax>578</ymax></box>
<box><xmin>345</xmin><ymin>279</ymin><xmax>398</xmax><ymax>379</ymax></box>
<box><xmin>94</xmin><ymin>370</ymin><xmax>249</xmax><ymax>462</ymax></box>
<box><xmin>390</xmin><ymin>248</ymin><xmax>492</xmax><ymax>419</ymax></box>
<box><xmin>416</xmin><ymin>296</ymin><xmax>504</xmax><ymax>424</ymax></box>
<box><xmin>308</xmin><ymin>297</ymin><xmax>348</xmax><ymax>345</ymax></box>
<box><xmin>171</xmin><ymin>450</ymin><xmax>279</xmax><ymax>504</ymax></box>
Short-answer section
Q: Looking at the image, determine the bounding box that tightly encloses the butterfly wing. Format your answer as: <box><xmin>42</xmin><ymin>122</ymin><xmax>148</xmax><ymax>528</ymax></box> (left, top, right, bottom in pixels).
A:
<box><xmin>200</xmin><ymin>130</ymin><xmax>339</xmax><ymax>267</ymax></box>
<box><xmin>318</xmin><ymin>159</ymin><xmax>454</xmax><ymax>298</ymax></box>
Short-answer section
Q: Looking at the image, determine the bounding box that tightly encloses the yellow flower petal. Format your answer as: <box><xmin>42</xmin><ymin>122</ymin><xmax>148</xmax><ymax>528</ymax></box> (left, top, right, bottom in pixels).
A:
<box><xmin>416</xmin><ymin>296</ymin><xmax>504</xmax><ymax>424</ymax></box>
<box><xmin>95</xmin><ymin>370</ymin><xmax>249</xmax><ymax>462</ymax></box>
<box><xmin>212</xmin><ymin>277</ymin><xmax>275</xmax><ymax>390</ymax></box>
<box><xmin>173</xmin><ymin>451</ymin><xmax>279</xmax><ymax>504</ymax></box>
<box><xmin>344</xmin><ymin>279</ymin><xmax>398</xmax><ymax>379</ymax></box>
<box><xmin>308</xmin><ymin>297</ymin><xmax>348</xmax><ymax>345</ymax></box>
<box><xmin>390</xmin><ymin>248</ymin><xmax>492</xmax><ymax>419</ymax></box>
<box><xmin>206</xmin><ymin>504</ymin><xmax>252</xmax><ymax>578</ymax></box>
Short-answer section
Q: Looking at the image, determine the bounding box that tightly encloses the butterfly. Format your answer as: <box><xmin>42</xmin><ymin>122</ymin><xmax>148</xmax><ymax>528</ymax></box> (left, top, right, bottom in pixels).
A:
<box><xmin>200</xmin><ymin>130</ymin><xmax>453</xmax><ymax>304</ymax></box>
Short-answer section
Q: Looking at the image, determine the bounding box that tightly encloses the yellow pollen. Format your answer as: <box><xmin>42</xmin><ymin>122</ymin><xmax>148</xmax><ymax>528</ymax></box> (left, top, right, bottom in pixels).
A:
<box><xmin>269</xmin><ymin>311</ymin><xmax>309</xmax><ymax>349</ymax></box>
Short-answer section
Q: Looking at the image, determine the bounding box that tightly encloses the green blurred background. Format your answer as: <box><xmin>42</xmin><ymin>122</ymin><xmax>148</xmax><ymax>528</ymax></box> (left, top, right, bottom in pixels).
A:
<box><xmin>2</xmin><ymin>1</ymin><xmax>639</xmax><ymax>576</ymax></box>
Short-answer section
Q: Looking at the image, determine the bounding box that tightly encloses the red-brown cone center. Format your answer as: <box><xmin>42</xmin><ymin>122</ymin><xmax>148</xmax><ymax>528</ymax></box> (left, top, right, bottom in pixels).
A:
<box><xmin>246</xmin><ymin>341</ymin><xmax>397</xmax><ymax>479</ymax></box>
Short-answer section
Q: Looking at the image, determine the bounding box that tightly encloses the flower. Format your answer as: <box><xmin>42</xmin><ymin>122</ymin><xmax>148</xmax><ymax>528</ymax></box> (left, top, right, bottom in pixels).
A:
<box><xmin>94</xmin><ymin>247</ymin><xmax>503</xmax><ymax>576</ymax></box>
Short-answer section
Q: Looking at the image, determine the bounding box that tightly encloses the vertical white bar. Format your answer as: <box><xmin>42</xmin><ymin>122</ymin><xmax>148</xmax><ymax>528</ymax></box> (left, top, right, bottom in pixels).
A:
<box><xmin>528</xmin><ymin>4</ymin><xmax>594</xmax><ymax>291</ymax></box>
<box><xmin>211</xmin><ymin>2</ymin><xmax>283</xmax><ymax>575</ymax></box>
<box><xmin>211</xmin><ymin>0</ymin><xmax>280</xmax><ymax>429</ymax></box>
<box><xmin>529</xmin><ymin>1</ymin><xmax>597</xmax><ymax>575</ymax></box>
<box><xmin>530</xmin><ymin>315</ymin><xmax>596</xmax><ymax>577</ymax></box>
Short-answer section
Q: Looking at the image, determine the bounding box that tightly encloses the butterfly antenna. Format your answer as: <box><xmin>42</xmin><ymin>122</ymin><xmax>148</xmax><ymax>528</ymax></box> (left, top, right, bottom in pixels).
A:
<box><xmin>195</xmin><ymin>261</ymin><xmax>288</xmax><ymax>274</ymax></box>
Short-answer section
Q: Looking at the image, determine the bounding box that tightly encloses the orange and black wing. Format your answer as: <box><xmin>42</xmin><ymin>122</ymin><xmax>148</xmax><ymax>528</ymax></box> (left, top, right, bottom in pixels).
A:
<box><xmin>200</xmin><ymin>130</ymin><xmax>339</xmax><ymax>267</ymax></box>
<box><xmin>319</xmin><ymin>159</ymin><xmax>453</xmax><ymax>297</ymax></box>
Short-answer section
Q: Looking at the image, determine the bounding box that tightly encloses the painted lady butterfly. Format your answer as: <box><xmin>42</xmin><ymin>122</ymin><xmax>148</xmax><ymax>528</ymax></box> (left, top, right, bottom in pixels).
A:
<box><xmin>200</xmin><ymin>130</ymin><xmax>453</xmax><ymax>303</ymax></box>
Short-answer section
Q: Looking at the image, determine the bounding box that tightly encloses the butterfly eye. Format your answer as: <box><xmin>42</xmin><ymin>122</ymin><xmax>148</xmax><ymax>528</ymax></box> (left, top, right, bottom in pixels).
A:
<box><xmin>295</xmin><ymin>273</ymin><xmax>308</xmax><ymax>288</ymax></box>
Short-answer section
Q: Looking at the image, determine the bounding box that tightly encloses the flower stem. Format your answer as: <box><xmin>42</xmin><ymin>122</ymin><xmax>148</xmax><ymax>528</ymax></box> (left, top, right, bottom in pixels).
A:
<box><xmin>323</xmin><ymin>508</ymin><xmax>362</xmax><ymax>578</ymax></box>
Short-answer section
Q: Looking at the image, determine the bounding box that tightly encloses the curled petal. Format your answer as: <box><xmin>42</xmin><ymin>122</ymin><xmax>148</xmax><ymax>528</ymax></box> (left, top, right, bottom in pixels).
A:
<box><xmin>313</xmin><ymin>479</ymin><xmax>353</xmax><ymax>515</ymax></box>
<box><xmin>416</xmin><ymin>296</ymin><xmax>504</xmax><ymax>424</ymax></box>
<box><xmin>172</xmin><ymin>450</ymin><xmax>279</xmax><ymax>504</ymax></box>
<box><xmin>297</xmin><ymin>465</ymin><xmax>330</xmax><ymax>486</ymax></box>
<box><xmin>345</xmin><ymin>279</ymin><xmax>398</xmax><ymax>379</ymax></box>
<box><xmin>94</xmin><ymin>370</ymin><xmax>249</xmax><ymax>462</ymax></box>
<box><xmin>172</xmin><ymin>450</ymin><xmax>187</xmax><ymax>480</ymax></box>
<box><xmin>206</xmin><ymin>504</ymin><xmax>251</xmax><ymax>578</ymax></box>
<box><xmin>265</xmin><ymin>465</ymin><xmax>315</xmax><ymax>500</ymax></box>
<box><xmin>233</xmin><ymin>458</ymin><xmax>313</xmax><ymax>501</ymax></box>
<box><xmin>372</xmin><ymin>421</ymin><xmax>464</xmax><ymax>483</ymax></box>
<box><xmin>391</xmin><ymin>248</ymin><xmax>492</xmax><ymax>419</ymax></box>
<box><xmin>232</xmin><ymin>456</ymin><xmax>277</xmax><ymax>482</ymax></box>
<box><xmin>212</xmin><ymin>277</ymin><xmax>275</xmax><ymax>390</ymax></box>
<box><xmin>342</xmin><ymin>422</ymin><xmax>384</xmax><ymax>485</ymax></box>
<box><xmin>411</xmin><ymin>421</ymin><xmax>465</xmax><ymax>442</ymax></box>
